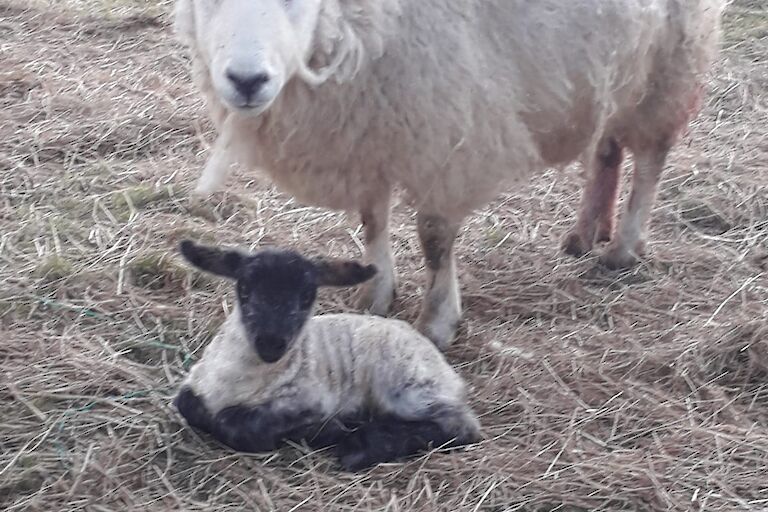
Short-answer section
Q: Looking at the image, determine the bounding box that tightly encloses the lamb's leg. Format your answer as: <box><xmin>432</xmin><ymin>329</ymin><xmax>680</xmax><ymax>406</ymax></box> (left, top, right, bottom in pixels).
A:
<box><xmin>354</xmin><ymin>190</ymin><xmax>396</xmax><ymax>315</ymax></box>
<box><xmin>210</xmin><ymin>404</ymin><xmax>355</xmax><ymax>453</ymax></box>
<box><xmin>174</xmin><ymin>387</ymin><xmax>215</xmax><ymax>433</ymax></box>
<box><xmin>176</xmin><ymin>389</ymin><xmax>352</xmax><ymax>453</ymax></box>
<box><xmin>335</xmin><ymin>406</ymin><xmax>480</xmax><ymax>471</ymax></box>
<box><xmin>416</xmin><ymin>213</ymin><xmax>462</xmax><ymax>349</ymax></box>
<box><xmin>562</xmin><ymin>138</ymin><xmax>624</xmax><ymax>257</ymax></box>
<box><xmin>601</xmin><ymin>142</ymin><xmax>670</xmax><ymax>269</ymax></box>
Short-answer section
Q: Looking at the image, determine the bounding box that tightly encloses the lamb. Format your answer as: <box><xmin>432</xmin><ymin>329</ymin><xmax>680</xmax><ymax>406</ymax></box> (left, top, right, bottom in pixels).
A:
<box><xmin>173</xmin><ymin>0</ymin><xmax>725</xmax><ymax>348</ymax></box>
<box><xmin>173</xmin><ymin>240</ymin><xmax>481</xmax><ymax>471</ymax></box>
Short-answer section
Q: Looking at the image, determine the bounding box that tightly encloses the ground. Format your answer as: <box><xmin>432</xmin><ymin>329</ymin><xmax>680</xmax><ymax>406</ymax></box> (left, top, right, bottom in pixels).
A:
<box><xmin>0</xmin><ymin>1</ymin><xmax>766</xmax><ymax>510</ymax></box>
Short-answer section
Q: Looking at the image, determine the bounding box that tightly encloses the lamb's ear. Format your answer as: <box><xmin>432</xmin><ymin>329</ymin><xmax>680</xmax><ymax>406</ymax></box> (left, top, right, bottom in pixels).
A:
<box><xmin>313</xmin><ymin>259</ymin><xmax>377</xmax><ymax>287</ymax></box>
<box><xmin>179</xmin><ymin>240</ymin><xmax>243</xmax><ymax>279</ymax></box>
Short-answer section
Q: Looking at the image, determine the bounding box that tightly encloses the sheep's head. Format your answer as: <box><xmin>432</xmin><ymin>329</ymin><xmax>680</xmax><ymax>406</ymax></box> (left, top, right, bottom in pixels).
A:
<box><xmin>179</xmin><ymin>240</ymin><xmax>376</xmax><ymax>363</ymax></box>
<box><xmin>174</xmin><ymin>0</ymin><xmax>329</xmax><ymax>115</ymax></box>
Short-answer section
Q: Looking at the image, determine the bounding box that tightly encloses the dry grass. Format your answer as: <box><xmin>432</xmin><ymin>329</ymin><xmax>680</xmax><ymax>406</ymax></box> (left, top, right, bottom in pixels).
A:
<box><xmin>1</xmin><ymin>1</ymin><xmax>767</xmax><ymax>510</ymax></box>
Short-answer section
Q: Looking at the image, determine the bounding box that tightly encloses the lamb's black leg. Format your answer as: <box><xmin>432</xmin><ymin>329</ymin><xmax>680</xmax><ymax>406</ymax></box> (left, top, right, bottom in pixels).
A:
<box><xmin>335</xmin><ymin>413</ymin><xmax>476</xmax><ymax>471</ymax></box>
<box><xmin>174</xmin><ymin>387</ymin><xmax>215</xmax><ymax>433</ymax></box>
<box><xmin>211</xmin><ymin>404</ymin><xmax>361</xmax><ymax>454</ymax></box>
<box><xmin>175</xmin><ymin>388</ymin><xmax>364</xmax><ymax>454</ymax></box>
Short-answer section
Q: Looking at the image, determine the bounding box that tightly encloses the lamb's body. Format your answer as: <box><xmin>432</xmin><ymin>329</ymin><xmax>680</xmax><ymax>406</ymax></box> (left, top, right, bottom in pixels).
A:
<box><xmin>184</xmin><ymin>310</ymin><xmax>471</xmax><ymax>420</ymax></box>
<box><xmin>177</xmin><ymin>308</ymin><xmax>480</xmax><ymax>469</ymax></box>
<box><xmin>178</xmin><ymin>0</ymin><xmax>725</xmax><ymax>347</ymax></box>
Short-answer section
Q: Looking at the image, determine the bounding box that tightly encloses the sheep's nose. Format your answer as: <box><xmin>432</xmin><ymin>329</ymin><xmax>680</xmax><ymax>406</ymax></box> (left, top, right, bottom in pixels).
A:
<box><xmin>226</xmin><ymin>69</ymin><xmax>270</xmax><ymax>100</ymax></box>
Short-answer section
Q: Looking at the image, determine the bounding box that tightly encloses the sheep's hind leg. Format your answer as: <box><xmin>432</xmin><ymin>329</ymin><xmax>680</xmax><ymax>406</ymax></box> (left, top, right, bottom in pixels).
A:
<box><xmin>354</xmin><ymin>190</ymin><xmax>396</xmax><ymax>315</ymax></box>
<box><xmin>415</xmin><ymin>213</ymin><xmax>462</xmax><ymax>349</ymax></box>
<box><xmin>562</xmin><ymin>138</ymin><xmax>624</xmax><ymax>257</ymax></box>
<box><xmin>601</xmin><ymin>141</ymin><xmax>670</xmax><ymax>269</ymax></box>
<box><xmin>335</xmin><ymin>406</ymin><xmax>479</xmax><ymax>471</ymax></box>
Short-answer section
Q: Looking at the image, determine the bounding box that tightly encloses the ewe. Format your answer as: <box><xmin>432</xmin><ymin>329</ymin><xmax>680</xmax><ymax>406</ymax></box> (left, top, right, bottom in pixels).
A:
<box><xmin>174</xmin><ymin>0</ymin><xmax>725</xmax><ymax>347</ymax></box>
<box><xmin>174</xmin><ymin>240</ymin><xmax>480</xmax><ymax>471</ymax></box>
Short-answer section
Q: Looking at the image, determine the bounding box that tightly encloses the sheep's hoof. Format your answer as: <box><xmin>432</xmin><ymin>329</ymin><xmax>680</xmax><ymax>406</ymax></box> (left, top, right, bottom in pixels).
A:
<box><xmin>416</xmin><ymin>315</ymin><xmax>460</xmax><ymax>351</ymax></box>
<box><xmin>193</xmin><ymin>182</ymin><xmax>218</xmax><ymax>197</ymax></box>
<box><xmin>595</xmin><ymin>222</ymin><xmax>614</xmax><ymax>244</ymax></box>
<box><xmin>600</xmin><ymin>241</ymin><xmax>645</xmax><ymax>270</ymax></box>
<box><xmin>354</xmin><ymin>276</ymin><xmax>395</xmax><ymax>316</ymax></box>
<box><xmin>561</xmin><ymin>230</ymin><xmax>593</xmax><ymax>258</ymax></box>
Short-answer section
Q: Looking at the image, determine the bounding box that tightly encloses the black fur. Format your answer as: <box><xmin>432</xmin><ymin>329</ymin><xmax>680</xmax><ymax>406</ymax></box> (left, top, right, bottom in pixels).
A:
<box><xmin>176</xmin><ymin>388</ymin><xmax>475</xmax><ymax>471</ymax></box>
<box><xmin>335</xmin><ymin>412</ymin><xmax>476</xmax><ymax>471</ymax></box>
<box><xmin>313</xmin><ymin>258</ymin><xmax>377</xmax><ymax>287</ymax></box>
<box><xmin>176</xmin><ymin>390</ymin><xmax>368</xmax><ymax>454</ymax></box>
<box><xmin>179</xmin><ymin>240</ymin><xmax>376</xmax><ymax>364</ymax></box>
<box><xmin>179</xmin><ymin>240</ymin><xmax>243</xmax><ymax>279</ymax></box>
<box><xmin>174</xmin><ymin>387</ymin><xmax>214</xmax><ymax>433</ymax></box>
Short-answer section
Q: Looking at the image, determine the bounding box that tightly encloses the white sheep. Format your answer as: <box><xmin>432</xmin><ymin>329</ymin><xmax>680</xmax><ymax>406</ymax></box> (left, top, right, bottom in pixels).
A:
<box><xmin>174</xmin><ymin>240</ymin><xmax>481</xmax><ymax>471</ymax></box>
<box><xmin>174</xmin><ymin>0</ymin><xmax>725</xmax><ymax>348</ymax></box>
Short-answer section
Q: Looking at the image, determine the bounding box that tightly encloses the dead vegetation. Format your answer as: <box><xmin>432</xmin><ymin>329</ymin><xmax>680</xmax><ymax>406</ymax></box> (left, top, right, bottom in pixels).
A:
<box><xmin>1</xmin><ymin>1</ymin><xmax>767</xmax><ymax>510</ymax></box>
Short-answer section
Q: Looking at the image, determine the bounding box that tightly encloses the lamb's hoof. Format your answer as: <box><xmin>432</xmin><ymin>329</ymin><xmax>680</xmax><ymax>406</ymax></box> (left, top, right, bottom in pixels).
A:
<box><xmin>599</xmin><ymin>242</ymin><xmax>644</xmax><ymax>270</ymax></box>
<box><xmin>354</xmin><ymin>276</ymin><xmax>395</xmax><ymax>316</ymax></box>
<box><xmin>336</xmin><ymin>434</ymin><xmax>377</xmax><ymax>472</ymax></box>
<box><xmin>338</xmin><ymin>449</ymin><xmax>374</xmax><ymax>472</ymax></box>
<box><xmin>174</xmin><ymin>387</ymin><xmax>212</xmax><ymax>433</ymax></box>
<box><xmin>561</xmin><ymin>230</ymin><xmax>593</xmax><ymax>258</ymax></box>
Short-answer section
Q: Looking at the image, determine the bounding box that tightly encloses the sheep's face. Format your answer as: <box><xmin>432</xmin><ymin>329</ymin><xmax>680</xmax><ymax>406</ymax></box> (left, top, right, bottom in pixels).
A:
<box><xmin>179</xmin><ymin>240</ymin><xmax>376</xmax><ymax>363</ymax></box>
<box><xmin>175</xmin><ymin>0</ymin><xmax>324</xmax><ymax>115</ymax></box>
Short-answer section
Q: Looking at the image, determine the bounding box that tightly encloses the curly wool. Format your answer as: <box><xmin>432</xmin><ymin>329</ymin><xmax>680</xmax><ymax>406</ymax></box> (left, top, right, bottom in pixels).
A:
<box><xmin>178</xmin><ymin>0</ymin><xmax>725</xmax><ymax>219</ymax></box>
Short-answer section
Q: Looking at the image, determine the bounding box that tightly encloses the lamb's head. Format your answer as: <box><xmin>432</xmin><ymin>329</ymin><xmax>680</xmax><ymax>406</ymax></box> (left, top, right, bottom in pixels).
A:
<box><xmin>174</xmin><ymin>0</ymin><xmax>329</xmax><ymax>115</ymax></box>
<box><xmin>179</xmin><ymin>240</ymin><xmax>376</xmax><ymax>363</ymax></box>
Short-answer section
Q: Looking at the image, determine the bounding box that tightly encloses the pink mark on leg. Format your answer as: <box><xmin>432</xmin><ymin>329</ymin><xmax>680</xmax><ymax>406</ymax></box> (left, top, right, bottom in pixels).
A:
<box><xmin>562</xmin><ymin>138</ymin><xmax>624</xmax><ymax>257</ymax></box>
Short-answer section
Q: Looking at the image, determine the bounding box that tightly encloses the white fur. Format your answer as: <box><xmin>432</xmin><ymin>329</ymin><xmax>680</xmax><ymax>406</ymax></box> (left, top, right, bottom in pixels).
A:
<box><xmin>176</xmin><ymin>0</ymin><xmax>726</xmax><ymax>345</ymax></box>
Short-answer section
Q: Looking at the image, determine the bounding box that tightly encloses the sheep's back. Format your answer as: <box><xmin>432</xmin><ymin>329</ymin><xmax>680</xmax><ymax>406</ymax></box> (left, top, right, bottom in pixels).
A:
<box><xmin>205</xmin><ymin>0</ymin><xmax>722</xmax><ymax>219</ymax></box>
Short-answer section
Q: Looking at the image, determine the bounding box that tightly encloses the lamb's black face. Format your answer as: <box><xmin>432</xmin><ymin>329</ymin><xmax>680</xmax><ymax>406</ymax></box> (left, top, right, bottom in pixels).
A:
<box><xmin>235</xmin><ymin>251</ymin><xmax>317</xmax><ymax>363</ymax></box>
<box><xmin>179</xmin><ymin>240</ymin><xmax>377</xmax><ymax>364</ymax></box>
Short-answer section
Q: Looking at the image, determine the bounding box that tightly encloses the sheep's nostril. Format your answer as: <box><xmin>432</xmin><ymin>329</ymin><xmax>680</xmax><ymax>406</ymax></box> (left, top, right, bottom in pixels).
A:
<box><xmin>226</xmin><ymin>70</ymin><xmax>270</xmax><ymax>101</ymax></box>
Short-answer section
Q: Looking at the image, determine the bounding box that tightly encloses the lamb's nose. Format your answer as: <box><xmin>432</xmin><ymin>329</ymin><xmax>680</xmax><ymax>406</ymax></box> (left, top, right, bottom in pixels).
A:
<box><xmin>226</xmin><ymin>70</ymin><xmax>270</xmax><ymax>100</ymax></box>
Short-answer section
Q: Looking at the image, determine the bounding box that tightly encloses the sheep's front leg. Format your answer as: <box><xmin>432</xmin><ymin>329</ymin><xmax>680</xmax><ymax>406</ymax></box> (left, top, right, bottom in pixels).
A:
<box><xmin>562</xmin><ymin>138</ymin><xmax>624</xmax><ymax>257</ymax></box>
<box><xmin>354</xmin><ymin>190</ymin><xmax>396</xmax><ymax>315</ymax></box>
<box><xmin>415</xmin><ymin>213</ymin><xmax>462</xmax><ymax>349</ymax></box>
<box><xmin>194</xmin><ymin>115</ymin><xmax>236</xmax><ymax>196</ymax></box>
<box><xmin>601</xmin><ymin>142</ymin><xmax>670</xmax><ymax>269</ymax></box>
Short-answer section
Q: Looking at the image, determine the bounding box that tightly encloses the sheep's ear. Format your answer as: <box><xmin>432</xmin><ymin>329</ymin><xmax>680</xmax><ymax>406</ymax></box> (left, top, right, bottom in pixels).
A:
<box><xmin>313</xmin><ymin>259</ymin><xmax>377</xmax><ymax>287</ymax></box>
<box><xmin>179</xmin><ymin>240</ymin><xmax>243</xmax><ymax>279</ymax></box>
